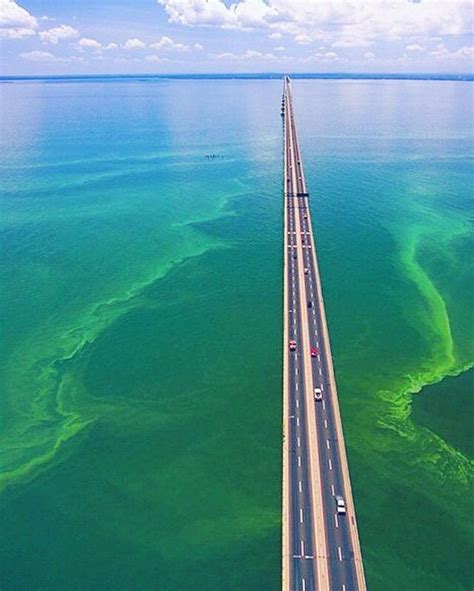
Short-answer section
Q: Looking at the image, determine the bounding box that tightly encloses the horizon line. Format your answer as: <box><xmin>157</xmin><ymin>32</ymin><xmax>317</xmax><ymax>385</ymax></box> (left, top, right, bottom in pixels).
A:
<box><xmin>1</xmin><ymin>71</ymin><xmax>473</xmax><ymax>82</ymax></box>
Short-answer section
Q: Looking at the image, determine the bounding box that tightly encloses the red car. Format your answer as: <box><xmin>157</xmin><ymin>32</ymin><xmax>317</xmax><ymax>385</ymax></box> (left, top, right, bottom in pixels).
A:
<box><xmin>310</xmin><ymin>347</ymin><xmax>319</xmax><ymax>357</ymax></box>
<box><xmin>289</xmin><ymin>340</ymin><xmax>297</xmax><ymax>351</ymax></box>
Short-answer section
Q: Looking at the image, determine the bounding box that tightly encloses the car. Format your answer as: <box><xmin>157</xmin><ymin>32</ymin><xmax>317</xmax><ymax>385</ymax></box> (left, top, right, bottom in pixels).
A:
<box><xmin>314</xmin><ymin>387</ymin><xmax>322</xmax><ymax>400</ymax></box>
<box><xmin>310</xmin><ymin>347</ymin><xmax>318</xmax><ymax>357</ymax></box>
<box><xmin>303</xmin><ymin>214</ymin><xmax>308</xmax><ymax>219</ymax></box>
<box><xmin>336</xmin><ymin>496</ymin><xmax>346</xmax><ymax>515</ymax></box>
<box><xmin>301</xmin><ymin>237</ymin><xmax>305</xmax><ymax>243</ymax></box>
<box><xmin>304</xmin><ymin>267</ymin><xmax>309</xmax><ymax>274</ymax></box>
<box><xmin>293</xmin><ymin>254</ymin><xmax>297</xmax><ymax>259</ymax></box>
<box><xmin>289</xmin><ymin>340</ymin><xmax>297</xmax><ymax>351</ymax></box>
<box><xmin>307</xmin><ymin>300</ymin><xmax>312</xmax><ymax>308</ymax></box>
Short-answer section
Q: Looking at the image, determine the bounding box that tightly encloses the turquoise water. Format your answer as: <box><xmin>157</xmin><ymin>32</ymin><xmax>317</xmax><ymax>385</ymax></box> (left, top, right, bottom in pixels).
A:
<box><xmin>0</xmin><ymin>78</ymin><xmax>473</xmax><ymax>590</ymax></box>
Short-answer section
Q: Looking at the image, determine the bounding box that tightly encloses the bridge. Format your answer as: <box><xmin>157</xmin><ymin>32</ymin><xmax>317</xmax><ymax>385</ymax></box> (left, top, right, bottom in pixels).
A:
<box><xmin>281</xmin><ymin>76</ymin><xmax>367</xmax><ymax>591</ymax></box>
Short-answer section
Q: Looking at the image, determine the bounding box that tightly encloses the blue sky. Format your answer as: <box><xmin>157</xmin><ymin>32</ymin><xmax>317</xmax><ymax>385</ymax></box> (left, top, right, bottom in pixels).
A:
<box><xmin>1</xmin><ymin>0</ymin><xmax>473</xmax><ymax>75</ymax></box>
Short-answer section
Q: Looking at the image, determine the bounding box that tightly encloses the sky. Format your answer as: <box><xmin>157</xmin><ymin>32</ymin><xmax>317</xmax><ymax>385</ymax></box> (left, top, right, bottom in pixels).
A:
<box><xmin>0</xmin><ymin>0</ymin><xmax>473</xmax><ymax>76</ymax></box>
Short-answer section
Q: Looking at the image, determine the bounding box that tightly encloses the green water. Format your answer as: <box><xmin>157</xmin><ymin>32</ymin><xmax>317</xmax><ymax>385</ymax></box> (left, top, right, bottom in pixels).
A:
<box><xmin>412</xmin><ymin>369</ymin><xmax>473</xmax><ymax>459</ymax></box>
<box><xmin>0</xmin><ymin>78</ymin><xmax>472</xmax><ymax>590</ymax></box>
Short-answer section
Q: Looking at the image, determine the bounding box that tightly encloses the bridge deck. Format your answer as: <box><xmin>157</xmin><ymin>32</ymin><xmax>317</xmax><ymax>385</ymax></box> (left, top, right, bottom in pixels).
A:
<box><xmin>281</xmin><ymin>76</ymin><xmax>367</xmax><ymax>591</ymax></box>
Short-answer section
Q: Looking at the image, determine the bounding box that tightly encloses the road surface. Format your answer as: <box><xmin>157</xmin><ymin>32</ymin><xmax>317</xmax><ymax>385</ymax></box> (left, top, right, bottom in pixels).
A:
<box><xmin>281</xmin><ymin>76</ymin><xmax>367</xmax><ymax>591</ymax></box>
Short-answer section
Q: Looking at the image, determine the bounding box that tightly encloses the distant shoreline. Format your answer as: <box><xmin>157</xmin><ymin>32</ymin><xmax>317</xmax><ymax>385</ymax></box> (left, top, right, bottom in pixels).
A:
<box><xmin>1</xmin><ymin>72</ymin><xmax>473</xmax><ymax>83</ymax></box>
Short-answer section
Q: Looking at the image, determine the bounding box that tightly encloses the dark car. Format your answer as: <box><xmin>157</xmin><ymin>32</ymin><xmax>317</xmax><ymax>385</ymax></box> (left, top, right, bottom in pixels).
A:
<box><xmin>307</xmin><ymin>301</ymin><xmax>312</xmax><ymax>308</ymax></box>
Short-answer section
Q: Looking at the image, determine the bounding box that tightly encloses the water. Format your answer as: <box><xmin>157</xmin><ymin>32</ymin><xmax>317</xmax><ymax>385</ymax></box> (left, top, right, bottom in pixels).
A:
<box><xmin>0</xmin><ymin>77</ymin><xmax>472</xmax><ymax>590</ymax></box>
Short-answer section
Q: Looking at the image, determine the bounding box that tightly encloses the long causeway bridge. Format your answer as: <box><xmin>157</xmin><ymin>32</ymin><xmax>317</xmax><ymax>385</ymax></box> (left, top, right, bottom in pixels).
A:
<box><xmin>281</xmin><ymin>76</ymin><xmax>367</xmax><ymax>591</ymax></box>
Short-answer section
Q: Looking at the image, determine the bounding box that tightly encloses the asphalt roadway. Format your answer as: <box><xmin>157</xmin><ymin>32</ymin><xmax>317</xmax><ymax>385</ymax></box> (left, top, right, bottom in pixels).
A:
<box><xmin>282</xmin><ymin>76</ymin><xmax>367</xmax><ymax>591</ymax></box>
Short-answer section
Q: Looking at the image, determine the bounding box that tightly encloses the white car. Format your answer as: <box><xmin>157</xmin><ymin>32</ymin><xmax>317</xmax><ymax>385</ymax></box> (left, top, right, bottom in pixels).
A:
<box><xmin>314</xmin><ymin>387</ymin><xmax>322</xmax><ymax>400</ymax></box>
<box><xmin>304</xmin><ymin>268</ymin><xmax>309</xmax><ymax>274</ymax></box>
<box><xmin>336</xmin><ymin>496</ymin><xmax>346</xmax><ymax>515</ymax></box>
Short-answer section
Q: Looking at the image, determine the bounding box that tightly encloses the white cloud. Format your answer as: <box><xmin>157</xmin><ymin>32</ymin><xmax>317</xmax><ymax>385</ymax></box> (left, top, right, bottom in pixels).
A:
<box><xmin>332</xmin><ymin>36</ymin><xmax>374</xmax><ymax>48</ymax></box>
<box><xmin>39</xmin><ymin>24</ymin><xmax>78</xmax><ymax>44</ymax></box>
<box><xmin>157</xmin><ymin>0</ymin><xmax>474</xmax><ymax>42</ymax></box>
<box><xmin>20</xmin><ymin>49</ymin><xmax>86</xmax><ymax>64</ymax></box>
<box><xmin>150</xmin><ymin>35</ymin><xmax>187</xmax><ymax>51</ymax></box>
<box><xmin>245</xmin><ymin>49</ymin><xmax>266</xmax><ymax>58</ymax></box>
<box><xmin>156</xmin><ymin>0</ymin><xmax>473</xmax><ymax>72</ymax></box>
<box><xmin>406</xmin><ymin>43</ymin><xmax>425</xmax><ymax>52</ymax></box>
<box><xmin>157</xmin><ymin>0</ymin><xmax>280</xmax><ymax>30</ymax></box>
<box><xmin>158</xmin><ymin>0</ymin><xmax>233</xmax><ymax>27</ymax></box>
<box><xmin>294</xmin><ymin>34</ymin><xmax>312</xmax><ymax>45</ymax></box>
<box><xmin>123</xmin><ymin>37</ymin><xmax>145</xmax><ymax>49</ymax></box>
<box><xmin>321</xmin><ymin>51</ymin><xmax>339</xmax><ymax>61</ymax></box>
<box><xmin>75</xmin><ymin>35</ymin><xmax>200</xmax><ymax>58</ymax></box>
<box><xmin>457</xmin><ymin>45</ymin><xmax>474</xmax><ymax>59</ymax></box>
<box><xmin>428</xmin><ymin>44</ymin><xmax>474</xmax><ymax>60</ymax></box>
<box><xmin>145</xmin><ymin>54</ymin><xmax>164</xmax><ymax>62</ymax></box>
<box><xmin>274</xmin><ymin>45</ymin><xmax>285</xmax><ymax>51</ymax></box>
<box><xmin>214</xmin><ymin>48</ymin><xmax>276</xmax><ymax>60</ymax></box>
<box><xmin>430</xmin><ymin>43</ymin><xmax>449</xmax><ymax>56</ymax></box>
<box><xmin>77</xmin><ymin>38</ymin><xmax>119</xmax><ymax>52</ymax></box>
<box><xmin>0</xmin><ymin>24</ymin><xmax>34</xmax><ymax>38</ymax></box>
<box><xmin>231</xmin><ymin>0</ymin><xmax>278</xmax><ymax>30</ymax></box>
<box><xmin>0</xmin><ymin>0</ymin><xmax>38</xmax><ymax>39</ymax></box>
<box><xmin>313</xmin><ymin>50</ymin><xmax>343</xmax><ymax>63</ymax></box>
<box><xmin>149</xmin><ymin>35</ymin><xmax>203</xmax><ymax>52</ymax></box>
<box><xmin>77</xmin><ymin>37</ymin><xmax>102</xmax><ymax>50</ymax></box>
<box><xmin>20</xmin><ymin>49</ymin><xmax>56</xmax><ymax>62</ymax></box>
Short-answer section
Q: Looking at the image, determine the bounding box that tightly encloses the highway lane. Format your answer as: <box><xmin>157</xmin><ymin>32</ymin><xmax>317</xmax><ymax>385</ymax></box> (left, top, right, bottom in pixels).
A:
<box><xmin>287</xmin><ymin>191</ymin><xmax>316</xmax><ymax>590</ymax></box>
<box><xmin>283</xmin><ymin>76</ymin><xmax>366</xmax><ymax>591</ymax></box>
